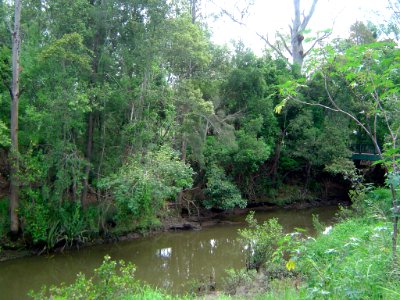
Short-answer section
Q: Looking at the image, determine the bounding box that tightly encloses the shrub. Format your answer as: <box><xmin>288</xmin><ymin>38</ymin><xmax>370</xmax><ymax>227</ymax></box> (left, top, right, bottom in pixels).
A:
<box><xmin>30</xmin><ymin>256</ymin><xmax>190</xmax><ymax>300</ymax></box>
<box><xmin>21</xmin><ymin>191</ymin><xmax>50</xmax><ymax>244</ymax></box>
<box><xmin>99</xmin><ymin>146</ymin><xmax>193</xmax><ymax>231</ymax></box>
<box><xmin>21</xmin><ymin>190</ymin><xmax>99</xmax><ymax>249</ymax></box>
<box><xmin>365</xmin><ymin>188</ymin><xmax>393</xmax><ymax>219</ymax></box>
<box><xmin>238</xmin><ymin>212</ymin><xmax>283</xmax><ymax>271</ymax></box>
<box><xmin>204</xmin><ymin>165</ymin><xmax>246</xmax><ymax>210</ymax></box>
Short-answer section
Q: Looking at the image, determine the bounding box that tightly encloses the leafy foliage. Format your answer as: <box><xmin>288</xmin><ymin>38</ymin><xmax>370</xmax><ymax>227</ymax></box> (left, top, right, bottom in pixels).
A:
<box><xmin>204</xmin><ymin>165</ymin><xmax>246</xmax><ymax>210</ymax></box>
<box><xmin>0</xmin><ymin>0</ymin><xmax>397</xmax><ymax>256</ymax></box>
<box><xmin>297</xmin><ymin>217</ymin><xmax>397</xmax><ymax>299</ymax></box>
<box><xmin>30</xmin><ymin>256</ymin><xmax>189</xmax><ymax>300</ymax></box>
<box><xmin>99</xmin><ymin>146</ymin><xmax>193</xmax><ymax>229</ymax></box>
<box><xmin>0</xmin><ymin>199</ymin><xmax>8</xmax><ymax>240</ymax></box>
<box><xmin>238</xmin><ymin>212</ymin><xmax>283</xmax><ymax>271</ymax></box>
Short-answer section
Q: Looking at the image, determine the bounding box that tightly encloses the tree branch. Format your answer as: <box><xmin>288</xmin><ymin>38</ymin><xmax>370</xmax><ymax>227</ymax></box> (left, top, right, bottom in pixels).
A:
<box><xmin>322</xmin><ymin>75</ymin><xmax>381</xmax><ymax>153</ymax></box>
<box><xmin>300</xmin><ymin>0</ymin><xmax>318</xmax><ymax>32</ymax></box>
<box><xmin>276</xmin><ymin>32</ymin><xmax>292</xmax><ymax>55</ymax></box>
<box><xmin>303</xmin><ymin>31</ymin><xmax>331</xmax><ymax>57</ymax></box>
<box><xmin>211</xmin><ymin>1</ymin><xmax>247</xmax><ymax>27</ymax></box>
<box><xmin>256</xmin><ymin>33</ymin><xmax>287</xmax><ymax>61</ymax></box>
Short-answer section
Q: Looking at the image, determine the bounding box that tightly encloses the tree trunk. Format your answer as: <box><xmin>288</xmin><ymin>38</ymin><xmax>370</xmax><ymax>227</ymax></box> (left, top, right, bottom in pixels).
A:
<box><xmin>304</xmin><ymin>162</ymin><xmax>312</xmax><ymax>192</ymax></box>
<box><xmin>291</xmin><ymin>0</ymin><xmax>304</xmax><ymax>67</ymax></box>
<box><xmin>291</xmin><ymin>0</ymin><xmax>318</xmax><ymax>68</ymax></box>
<box><xmin>10</xmin><ymin>0</ymin><xmax>22</xmax><ymax>235</ymax></box>
<box><xmin>189</xmin><ymin>0</ymin><xmax>198</xmax><ymax>24</ymax></box>
<box><xmin>81</xmin><ymin>1</ymin><xmax>104</xmax><ymax>206</ymax></box>
<box><xmin>268</xmin><ymin>130</ymin><xmax>285</xmax><ymax>183</ymax></box>
<box><xmin>81</xmin><ymin>112</ymin><xmax>94</xmax><ymax>207</ymax></box>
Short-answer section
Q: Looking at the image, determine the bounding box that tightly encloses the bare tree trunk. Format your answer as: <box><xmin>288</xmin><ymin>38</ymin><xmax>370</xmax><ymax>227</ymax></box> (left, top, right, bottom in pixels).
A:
<box><xmin>304</xmin><ymin>162</ymin><xmax>312</xmax><ymax>192</ymax></box>
<box><xmin>291</xmin><ymin>0</ymin><xmax>318</xmax><ymax>68</ymax></box>
<box><xmin>10</xmin><ymin>0</ymin><xmax>22</xmax><ymax>235</ymax></box>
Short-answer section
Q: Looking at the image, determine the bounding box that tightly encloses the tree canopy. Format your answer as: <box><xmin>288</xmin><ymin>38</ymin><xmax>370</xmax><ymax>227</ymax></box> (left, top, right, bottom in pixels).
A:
<box><xmin>0</xmin><ymin>0</ymin><xmax>397</xmax><ymax>254</ymax></box>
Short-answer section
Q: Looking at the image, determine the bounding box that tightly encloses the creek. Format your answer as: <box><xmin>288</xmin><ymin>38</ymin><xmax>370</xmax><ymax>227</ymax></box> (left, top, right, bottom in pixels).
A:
<box><xmin>0</xmin><ymin>206</ymin><xmax>338</xmax><ymax>299</ymax></box>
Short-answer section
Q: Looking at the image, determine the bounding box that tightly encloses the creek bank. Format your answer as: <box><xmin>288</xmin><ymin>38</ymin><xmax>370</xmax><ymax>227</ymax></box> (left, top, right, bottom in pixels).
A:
<box><xmin>0</xmin><ymin>197</ymin><xmax>345</xmax><ymax>263</ymax></box>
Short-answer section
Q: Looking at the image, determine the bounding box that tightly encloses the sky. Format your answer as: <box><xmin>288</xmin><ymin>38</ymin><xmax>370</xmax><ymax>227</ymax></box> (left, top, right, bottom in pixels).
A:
<box><xmin>204</xmin><ymin>0</ymin><xmax>393</xmax><ymax>54</ymax></box>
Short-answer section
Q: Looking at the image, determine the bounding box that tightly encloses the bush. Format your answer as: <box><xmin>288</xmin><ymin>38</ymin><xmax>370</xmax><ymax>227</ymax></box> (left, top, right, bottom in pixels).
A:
<box><xmin>365</xmin><ymin>188</ymin><xmax>393</xmax><ymax>219</ymax></box>
<box><xmin>238</xmin><ymin>212</ymin><xmax>283</xmax><ymax>271</ymax></box>
<box><xmin>21</xmin><ymin>191</ymin><xmax>50</xmax><ymax>244</ymax></box>
<box><xmin>21</xmin><ymin>190</ymin><xmax>100</xmax><ymax>249</ymax></box>
<box><xmin>30</xmin><ymin>256</ymin><xmax>190</xmax><ymax>300</ymax></box>
<box><xmin>99</xmin><ymin>146</ymin><xmax>193</xmax><ymax>231</ymax></box>
<box><xmin>204</xmin><ymin>165</ymin><xmax>246</xmax><ymax>210</ymax></box>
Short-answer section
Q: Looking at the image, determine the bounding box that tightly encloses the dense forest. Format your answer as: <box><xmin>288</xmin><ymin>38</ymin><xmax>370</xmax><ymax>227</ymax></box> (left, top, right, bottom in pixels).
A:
<box><xmin>0</xmin><ymin>0</ymin><xmax>398</xmax><ymax>255</ymax></box>
<box><xmin>0</xmin><ymin>0</ymin><xmax>400</xmax><ymax>299</ymax></box>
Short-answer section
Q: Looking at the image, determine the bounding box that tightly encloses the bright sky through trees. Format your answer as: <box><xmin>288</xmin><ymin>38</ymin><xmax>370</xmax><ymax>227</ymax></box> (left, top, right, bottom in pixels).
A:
<box><xmin>206</xmin><ymin>0</ymin><xmax>391</xmax><ymax>54</ymax></box>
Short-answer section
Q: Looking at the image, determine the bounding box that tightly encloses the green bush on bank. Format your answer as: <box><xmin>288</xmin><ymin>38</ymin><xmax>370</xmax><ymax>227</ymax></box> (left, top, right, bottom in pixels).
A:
<box><xmin>238</xmin><ymin>212</ymin><xmax>284</xmax><ymax>271</ymax></box>
<box><xmin>30</xmin><ymin>255</ymin><xmax>190</xmax><ymax>300</ymax></box>
<box><xmin>98</xmin><ymin>146</ymin><xmax>194</xmax><ymax>232</ymax></box>
<box><xmin>21</xmin><ymin>195</ymin><xmax>100</xmax><ymax>249</ymax></box>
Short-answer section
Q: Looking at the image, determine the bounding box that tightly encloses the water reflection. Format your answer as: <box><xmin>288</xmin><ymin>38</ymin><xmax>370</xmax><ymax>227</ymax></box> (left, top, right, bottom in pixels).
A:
<box><xmin>158</xmin><ymin>247</ymin><xmax>172</xmax><ymax>258</ymax></box>
<box><xmin>0</xmin><ymin>206</ymin><xmax>337</xmax><ymax>300</ymax></box>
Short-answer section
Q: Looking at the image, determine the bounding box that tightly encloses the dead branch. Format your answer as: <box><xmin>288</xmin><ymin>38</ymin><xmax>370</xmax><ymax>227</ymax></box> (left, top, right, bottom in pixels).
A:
<box><xmin>303</xmin><ymin>31</ymin><xmax>331</xmax><ymax>57</ymax></box>
<box><xmin>299</xmin><ymin>0</ymin><xmax>318</xmax><ymax>32</ymax></box>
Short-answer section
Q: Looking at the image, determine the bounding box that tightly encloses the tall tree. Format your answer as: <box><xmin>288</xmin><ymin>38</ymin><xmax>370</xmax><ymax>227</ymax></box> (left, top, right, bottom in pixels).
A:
<box><xmin>10</xmin><ymin>0</ymin><xmax>21</xmax><ymax>234</ymax></box>
<box><xmin>349</xmin><ymin>21</ymin><xmax>377</xmax><ymax>45</ymax></box>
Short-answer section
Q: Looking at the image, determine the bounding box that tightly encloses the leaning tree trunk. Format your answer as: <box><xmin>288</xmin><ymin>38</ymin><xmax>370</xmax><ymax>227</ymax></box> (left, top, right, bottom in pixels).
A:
<box><xmin>10</xmin><ymin>0</ymin><xmax>22</xmax><ymax>235</ymax></box>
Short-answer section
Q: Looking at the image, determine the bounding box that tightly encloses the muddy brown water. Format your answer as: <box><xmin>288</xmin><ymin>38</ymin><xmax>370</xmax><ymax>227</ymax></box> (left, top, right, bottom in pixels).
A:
<box><xmin>0</xmin><ymin>206</ymin><xmax>337</xmax><ymax>299</ymax></box>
